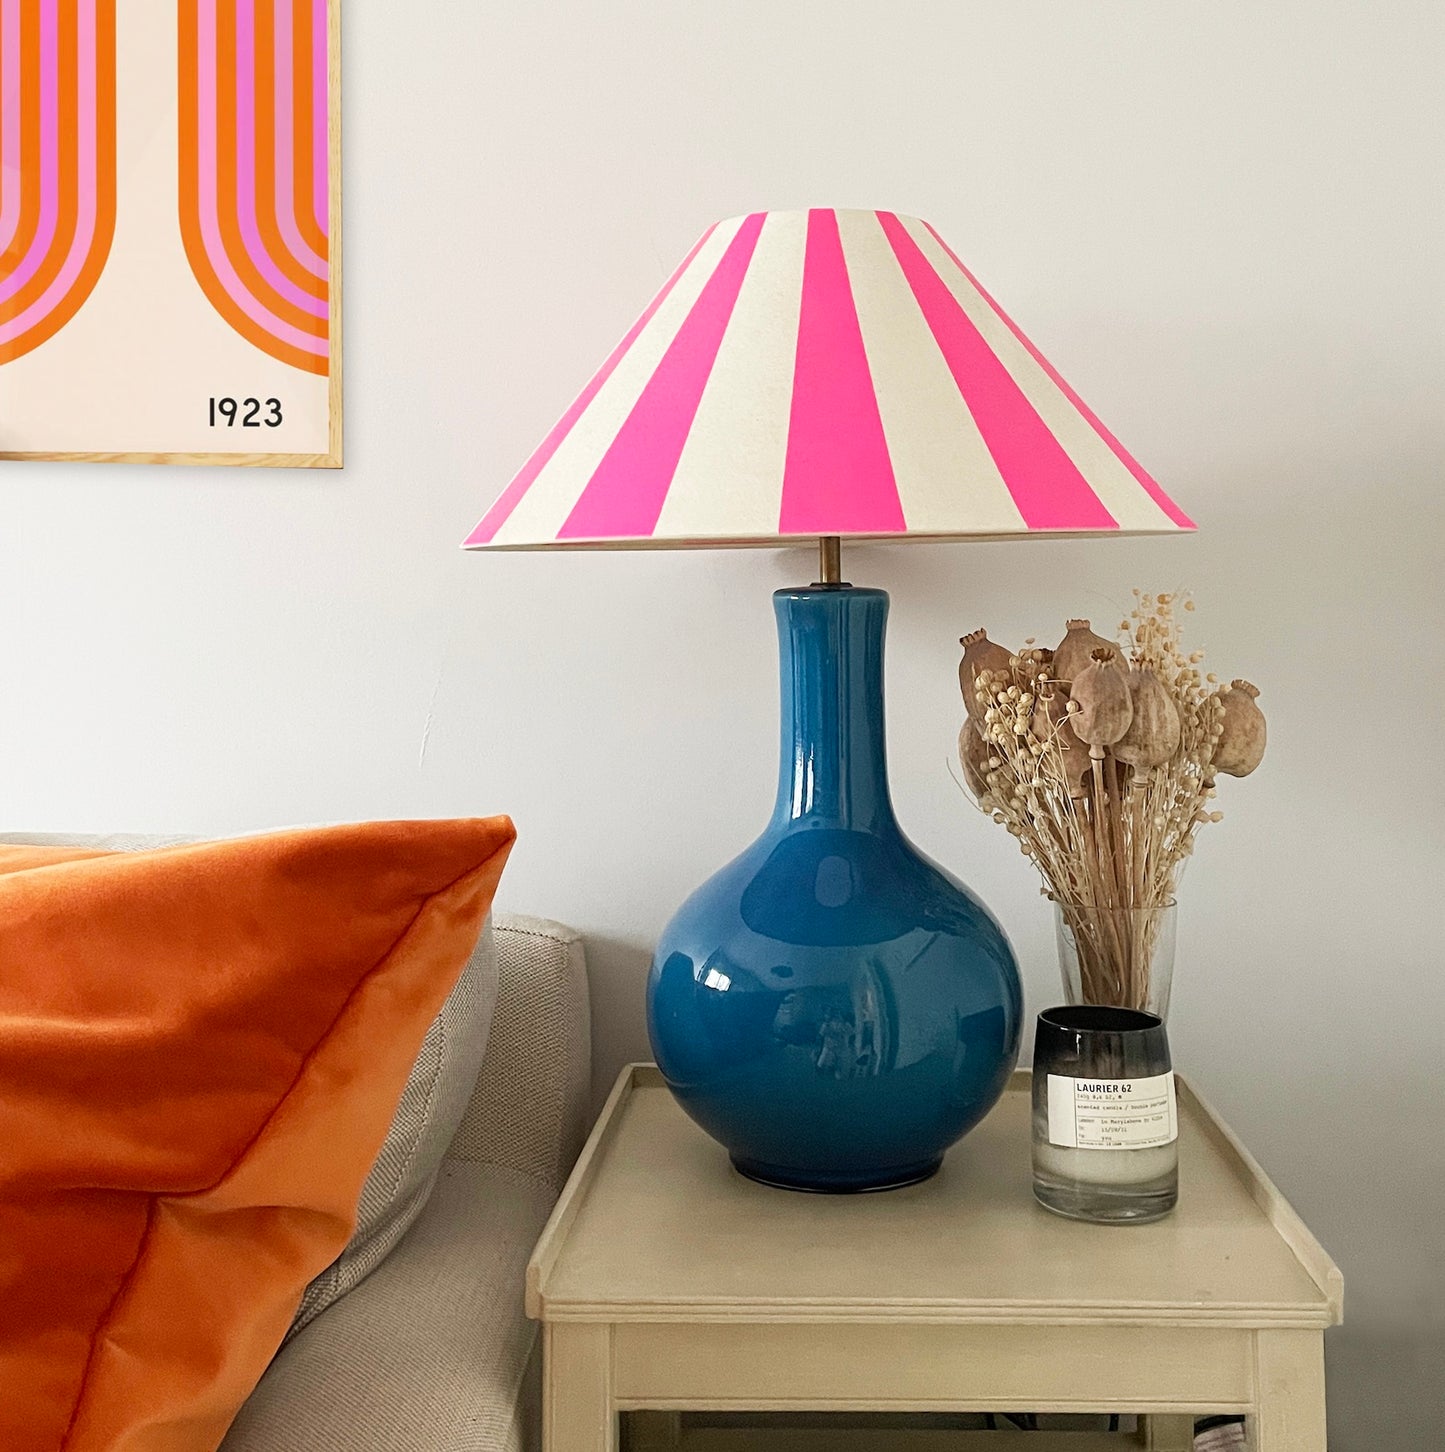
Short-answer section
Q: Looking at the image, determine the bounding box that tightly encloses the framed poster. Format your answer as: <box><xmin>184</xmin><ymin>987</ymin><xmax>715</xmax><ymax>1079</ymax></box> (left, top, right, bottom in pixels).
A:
<box><xmin>0</xmin><ymin>0</ymin><xmax>341</xmax><ymax>466</ymax></box>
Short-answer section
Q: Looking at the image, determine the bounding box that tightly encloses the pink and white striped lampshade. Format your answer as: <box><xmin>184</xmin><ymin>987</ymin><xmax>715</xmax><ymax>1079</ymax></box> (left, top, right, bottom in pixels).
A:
<box><xmin>465</xmin><ymin>209</ymin><xmax>1193</xmax><ymax>551</ymax></box>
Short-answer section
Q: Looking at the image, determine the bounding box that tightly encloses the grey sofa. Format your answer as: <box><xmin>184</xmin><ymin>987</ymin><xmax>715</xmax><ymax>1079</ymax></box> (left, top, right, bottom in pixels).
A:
<box><xmin>3</xmin><ymin>828</ymin><xmax>591</xmax><ymax>1452</ymax></box>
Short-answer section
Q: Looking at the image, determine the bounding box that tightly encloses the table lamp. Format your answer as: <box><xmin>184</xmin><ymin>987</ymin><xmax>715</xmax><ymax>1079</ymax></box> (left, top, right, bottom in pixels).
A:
<box><xmin>466</xmin><ymin>209</ymin><xmax>1193</xmax><ymax>1192</ymax></box>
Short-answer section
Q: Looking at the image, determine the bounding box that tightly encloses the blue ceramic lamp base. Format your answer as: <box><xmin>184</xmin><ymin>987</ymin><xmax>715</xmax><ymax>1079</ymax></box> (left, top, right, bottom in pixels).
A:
<box><xmin>647</xmin><ymin>580</ymin><xmax>1023</xmax><ymax>1193</ymax></box>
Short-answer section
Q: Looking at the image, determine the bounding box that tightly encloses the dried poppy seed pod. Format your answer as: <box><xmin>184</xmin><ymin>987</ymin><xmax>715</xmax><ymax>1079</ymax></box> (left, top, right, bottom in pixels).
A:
<box><xmin>1068</xmin><ymin>647</ymin><xmax>1133</xmax><ymax>756</ymax></box>
<box><xmin>1114</xmin><ymin>665</ymin><xmax>1182</xmax><ymax>772</ymax></box>
<box><xmin>1029</xmin><ymin>682</ymin><xmax>1069</xmax><ymax>744</ymax></box>
<box><xmin>1030</xmin><ymin>683</ymin><xmax>1091</xmax><ymax>797</ymax></box>
<box><xmin>1055</xmin><ymin>716</ymin><xmax>1092</xmax><ymax>798</ymax></box>
<box><xmin>1052</xmin><ymin>618</ymin><xmax>1114</xmax><ymax>685</ymax></box>
<box><xmin>957</xmin><ymin>722</ymin><xmax>991</xmax><ymax>799</ymax></box>
<box><xmin>1212</xmin><ymin>679</ymin><xmax>1267</xmax><ymax>777</ymax></box>
<box><xmin>959</xmin><ymin>628</ymin><xmax>1013</xmax><ymax>727</ymax></box>
<box><xmin>1057</xmin><ymin>723</ymin><xmax>1092</xmax><ymax>801</ymax></box>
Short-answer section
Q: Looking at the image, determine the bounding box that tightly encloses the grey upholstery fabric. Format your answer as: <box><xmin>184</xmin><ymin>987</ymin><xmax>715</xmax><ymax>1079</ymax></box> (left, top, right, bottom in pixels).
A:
<box><xmin>222</xmin><ymin>1162</ymin><xmax>554</xmax><ymax>1452</ymax></box>
<box><xmin>451</xmin><ymin>915</ymin><xmax>591</xmax><ymax>1192</ymax></box>
<box><xmin>0</xmin><ymin>830</ymin><xmax>198</xmax><ymax>852</ymax></box>
<box><xmin>289</xmin><ymin>916</ymin><xmax>500</xmax><ymax>1337</ymax></box>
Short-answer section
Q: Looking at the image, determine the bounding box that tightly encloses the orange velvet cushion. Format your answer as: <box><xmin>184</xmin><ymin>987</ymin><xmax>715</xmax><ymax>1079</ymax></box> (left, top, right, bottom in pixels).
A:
<box><xmin>0</xmin><ymin>818</ymin><xmax>515</xmax><ymax>1452</ymax></box>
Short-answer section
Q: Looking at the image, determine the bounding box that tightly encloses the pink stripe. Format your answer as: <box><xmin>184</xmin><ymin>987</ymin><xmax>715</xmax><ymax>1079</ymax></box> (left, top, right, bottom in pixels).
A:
<box><xmin>235</xmin><ymin>0</ymin><xmax>324</xmax><ymax>316</ymax></box>
<box><xmin>0</xmin><ymin>0</ymin><xmax>95</xmax><ymax>345</ymax></box>
<box><xmin>196</xmin><ymin>0</ymin><xmax>324</xmax><ymax>357</ymax></box>
<box><xmin>559</xmin><ymin>213</ymin><xmax>766</xmax><ymax>541</ymax></box>
<box><xmin>271</xmin><ymin>0</ymin><xmax>325</xmax><ymax>279</ymax></box>
<box><xmin>311</xmin><ymin>0</ymin><xmax>325</xmax><ymax>237</ymax></box>
<box><xmin>879</xmin><ymin>212</ymin><xmax>1116</xmax><ymax>532</ymax></box>
<box><xmin>923</xmin><ymin>221</ymin><xmax>1193</xmax><ymax>529</ymax></box>
<box><xmin>465</xmin><ymin>222</ymin><xmax>718</xmax><ymax>546</ymax></box>
<box><xmin>0</xmin><ymin>0</ymin><xmax>58</xmax><ymax>305</ymax></box>
<box><xmin>779</xmin><ymin>209</ymin><xmax>905</xmax><ymax>535</ymax></box>
<box><xmin>0</xmin><ymin>0</ymin><xmax>22</xmax><ymax>255</ymax></box>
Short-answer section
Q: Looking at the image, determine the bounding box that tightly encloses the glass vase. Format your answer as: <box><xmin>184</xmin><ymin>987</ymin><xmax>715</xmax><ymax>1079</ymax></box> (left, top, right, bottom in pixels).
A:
<box><xmin>1054</xmin><ymin>900</ymin><xmax>1177</xmax><ymax>1019</ymax></box>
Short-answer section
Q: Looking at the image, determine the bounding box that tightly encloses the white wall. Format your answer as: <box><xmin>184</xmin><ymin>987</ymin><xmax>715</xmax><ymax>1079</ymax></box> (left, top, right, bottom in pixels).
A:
<box><xmin>3</xmin><ymin>2</ymin><xmax>1441</xmax><ymax>1443</ymax></box>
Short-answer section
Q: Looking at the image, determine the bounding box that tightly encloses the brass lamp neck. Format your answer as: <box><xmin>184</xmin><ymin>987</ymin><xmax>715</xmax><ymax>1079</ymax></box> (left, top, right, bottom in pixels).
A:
<box><xmin>817</xmin><ymin>536</ymin><xmax>844</xmax><ymax>586</ymax></box>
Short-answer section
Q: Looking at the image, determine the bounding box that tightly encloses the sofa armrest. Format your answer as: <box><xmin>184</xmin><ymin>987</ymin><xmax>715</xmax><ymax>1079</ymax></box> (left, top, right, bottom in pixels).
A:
<box><xmin>445</xmin><ymin>914</ymin><xmax>591</xmax><ymax>1193</ymax></box>
<box><xmin>222</xmin><ymin>1162</ymin><xmax>553</xmax><ymax>1452</ymax></box>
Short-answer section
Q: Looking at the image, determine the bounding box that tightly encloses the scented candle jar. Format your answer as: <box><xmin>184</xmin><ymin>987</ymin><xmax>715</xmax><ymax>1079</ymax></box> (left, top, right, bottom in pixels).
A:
<box><xmin>1031</xmin><ymin>1005</ymin><xmax>1178</xmax><ymax>1224</ymax></box>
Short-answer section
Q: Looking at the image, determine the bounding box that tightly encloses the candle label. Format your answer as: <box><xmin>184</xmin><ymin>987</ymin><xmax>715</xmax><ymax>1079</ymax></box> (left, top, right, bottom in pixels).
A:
<box><xmin>1047</xmin><ymin>1072</ymin><xmax>1178</xmax><ymax>1150</ymax></box>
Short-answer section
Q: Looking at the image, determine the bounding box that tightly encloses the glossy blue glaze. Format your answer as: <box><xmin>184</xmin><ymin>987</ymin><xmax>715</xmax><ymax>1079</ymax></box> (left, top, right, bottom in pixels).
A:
<box><xmin>647</xmin><ymin>585</ymin><xmax>1023</xmax><ymax>1192</ymax></box>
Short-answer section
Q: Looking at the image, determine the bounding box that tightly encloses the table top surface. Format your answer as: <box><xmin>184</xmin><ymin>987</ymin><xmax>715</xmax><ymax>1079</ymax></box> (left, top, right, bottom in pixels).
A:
<box><xmin>529</xmin><ymin>1067</ymin><xmax>1342</xmax><ymax>1329</ymax></box>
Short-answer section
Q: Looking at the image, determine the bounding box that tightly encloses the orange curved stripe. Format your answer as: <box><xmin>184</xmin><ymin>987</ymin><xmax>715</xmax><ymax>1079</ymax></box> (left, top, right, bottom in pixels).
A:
<box><xmin>0</xmin><ymin>3</ymin><xmax>43</xmax><ymax>285</ymax></box>
<box><xmin>4</xmin><ymin>0</ymin><xmax>80</xmax><ymax>323</ymax></box>
<box><xmin>214</xmin><ymin>0</ymin><xmax>323</xmax><ymax>338</ymax></box>
<box><xmin>0</xmin><ymin>1</ymin><xmax>114</xmax><ymax>364</ymax></box>
<box><xmin>252</xmin><ymin>0</ymin><xmax>323</xmax><ymax>302</ymax></box>
<box><xmin>0</xmin><ymin>11</ymin><xmax>9</xmax><ymax>229</ymax></box>
<box><xmin>290</xmin><ymin>0</ymin><xmax>325</xmax><ymax>264</ymax></box>
<box><xmin>177</xmin><ymin>0</ymin><xmax>324</xmax><ymax>375</ymax></box>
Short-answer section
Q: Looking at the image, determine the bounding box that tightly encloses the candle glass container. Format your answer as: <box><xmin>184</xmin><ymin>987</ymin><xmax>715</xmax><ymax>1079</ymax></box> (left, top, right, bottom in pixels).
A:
<box><xmin>1031</xmin><ymin>1005</ymin><xmax>1178</xmax><ymax>1224</ymax></box>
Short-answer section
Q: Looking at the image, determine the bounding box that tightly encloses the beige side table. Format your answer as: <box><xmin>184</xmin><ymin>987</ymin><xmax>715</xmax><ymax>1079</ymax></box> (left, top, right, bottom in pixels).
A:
<box><xmin>528</xmin><ymin>1067</ymin><xmax>1341</xmax><ymax>1452</ymax></box>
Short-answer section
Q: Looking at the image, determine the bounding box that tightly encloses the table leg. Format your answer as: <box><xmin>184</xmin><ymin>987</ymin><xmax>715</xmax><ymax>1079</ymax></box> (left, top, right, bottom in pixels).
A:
<box><xmin>545</xmin><ymin>1324</ymin><xmax>617</xmax><ymax>1452</ymax></box>
<box><xmin>1249</xmin><ymin>1330</ymin><xmax>1327</xmax><ymax>1451</ymax></box>
<box><xmin>1139</xmin><ymin>1413</ymin><xmax>1196</xmax><ymax>1449</ymax></box>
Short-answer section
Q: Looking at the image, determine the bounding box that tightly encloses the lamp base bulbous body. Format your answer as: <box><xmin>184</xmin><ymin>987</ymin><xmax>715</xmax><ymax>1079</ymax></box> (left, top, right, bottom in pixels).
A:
<box><xmin>648</xmin><ymin>822</ymin><xmax>1021</xmax><ymax>1192</ymax></box>
<box><xmin>646</xmin><ymin>585</ymin><xmax>1022</xmax><ymax>1193</ymax></box>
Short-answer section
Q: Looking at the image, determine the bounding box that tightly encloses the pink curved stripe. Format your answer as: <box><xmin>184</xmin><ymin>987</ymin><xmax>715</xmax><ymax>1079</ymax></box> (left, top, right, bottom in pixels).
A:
<box><xmin>467</xmin><ymin>223</ymin><xmax>718</xmax><ymax>546</ymax></box>
<box><xmin>878</xmin><ymin>212</ymin><xmax>1116</xmax><ymax>533</ymax></box>
<box><xmin>311</xmin><ymin>0</ymin><xmax>325</xmax><ymax>237</ymax></box>
<box><xmin>235</xmin><ymin>0</ymin><xmax>324</xmax><ymax>316</ymax></box>
<box><xmin>922</xmin><ymin>221</ymin><xmax>1193</xmax><ymax>530</ymax></box>
<box><xmin>270</xmin><ymin>0</ymin><xmax>324</xmax><ymax>279</ymax></box>
<box><xmin>779</xmin><ymin>209</ymin><xmax>905</xmax><ymax>536</ymax></box>
<box><xmin>0</xmin><ymin>0</ymin><xmax>22</xmax><ymax>256</ymax></box>
<box><xmin>0</xmin><ymin>0</ymin><xmax>59</xmax><ymax>306</ymax></box>
<box><xmin>0</xmin><ymin>0</ymin><xmax>93</xmax><ymax>345</ymax></box>
<box><xmin>560</xmin><ymin>214</ymin><xmax>766</xmax><ymax>541</ymax></box>
<box><xmin>196</xmin><ymin>0</ymin><xmax>324</xmax><ymax>357</ymax></box>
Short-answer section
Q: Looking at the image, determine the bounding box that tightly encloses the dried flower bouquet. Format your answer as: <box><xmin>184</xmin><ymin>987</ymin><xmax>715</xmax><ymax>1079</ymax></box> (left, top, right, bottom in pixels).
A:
<box><xmin>957</xmin><ymin>592</ymin><xmax>1266</xmax><ymax>1013</ymax></box>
